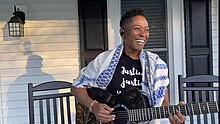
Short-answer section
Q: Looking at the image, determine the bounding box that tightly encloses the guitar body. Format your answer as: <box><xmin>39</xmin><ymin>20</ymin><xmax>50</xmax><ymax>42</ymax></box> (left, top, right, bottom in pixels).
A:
<box><xmin>87</xmin><ymin>87</ymin><xmax>150</xmax><ymax>124</ymax></box>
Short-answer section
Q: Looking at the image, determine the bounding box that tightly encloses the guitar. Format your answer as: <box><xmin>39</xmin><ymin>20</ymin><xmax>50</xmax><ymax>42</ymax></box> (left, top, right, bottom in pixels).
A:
<box><xmin>87</xmin><ymin>87</ymin><xmax>219</xmax><ymax>124</ymax></box>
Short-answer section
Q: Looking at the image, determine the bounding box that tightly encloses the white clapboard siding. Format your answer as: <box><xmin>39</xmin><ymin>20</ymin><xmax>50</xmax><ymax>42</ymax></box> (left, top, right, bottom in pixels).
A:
<box><xmin>0</xmin><ymin>0</ymin><xmax>79</xmax><ymax>124</ymax></box>
<box><xmin>28</xmin><ymin>3</ymin><xmax>77</xmax><ymax>12</ymax></box>
<box><xmin>3</xmin><ymin>107</ymin><xmax>29</xmax><ymax>117</ymax></box>
<box><xmin>25</xmin><ymin>27</ymin><xmax>78</xmax><ymax>36</ymax></box>
<box><xmin>0</xmin><ymin>42</ymin><xmax>78</xmax><ymax>53</ymax></box>
<box><xmin>31</xmin><ymin>26</ymin><xmax>77</xmax><ymax>34</ymax></box>
<box><xmin>25</xmin><ymin>20</ymin><xmax>79</xmax><ymax>28</ymax></box>
<box><xmin>1</xmin><ymin>58</ymin><xmax>79</xmax><ymax>69</ymax></box>
<box><xmin>1</xmin><ymin>20</ymin><xmax>79</xmax><ymax>33</ymax></box>
<box><xmin>212</xmin><ymin>0</ymin><xmax>219</xmax><ymax>76</ymax></box>
<box><xmin>1</xmin><ymin>74</ymin><xmax>77</xmax><ymax>85</ymax></box>
<box><xmin>0</xmin><ymin>51</ymin><xmax>79</xmax><ymax>61</ymax></box>
<box><xmin>3</xmin><ymin>100</ymin><xmax>27</xmax><ymax>109</ymax></box>
<box><xmin>0</xmin><ymin>34</ymin><xmax>78</xmax><ymax>45</ymax></box>
<box><xmin>1</xmin><ymin>66</ymin><xmax>79</xmax><ymax>77</ymax></box>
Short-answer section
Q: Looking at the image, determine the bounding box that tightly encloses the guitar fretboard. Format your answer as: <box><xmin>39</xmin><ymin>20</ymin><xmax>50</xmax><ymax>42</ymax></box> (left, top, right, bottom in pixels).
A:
<box><xmin>128</xmin><ymin>101</ymin><xmax>219</xmax><ymax>122</ymax></box>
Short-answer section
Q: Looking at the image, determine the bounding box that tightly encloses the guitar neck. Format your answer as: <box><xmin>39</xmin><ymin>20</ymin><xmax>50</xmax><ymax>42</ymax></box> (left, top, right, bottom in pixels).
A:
<box><xmin>128</xmin><ymin>101</ymin><xmax>219</xmax><ymax>122</ymax></box>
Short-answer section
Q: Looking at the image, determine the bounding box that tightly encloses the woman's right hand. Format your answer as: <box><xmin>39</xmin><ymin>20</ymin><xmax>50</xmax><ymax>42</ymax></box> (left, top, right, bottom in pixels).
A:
<box><xmin>90</xmin><ymin>101</ymin><xmax>116</xmax><ymax>123</ymax></box>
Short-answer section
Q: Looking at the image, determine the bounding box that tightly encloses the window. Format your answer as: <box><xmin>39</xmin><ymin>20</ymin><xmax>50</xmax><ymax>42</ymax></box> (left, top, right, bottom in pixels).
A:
<box><xmin>121</xmin><ymin>0</ymin><xmax>168</xmax><ymax>63</ymax></box>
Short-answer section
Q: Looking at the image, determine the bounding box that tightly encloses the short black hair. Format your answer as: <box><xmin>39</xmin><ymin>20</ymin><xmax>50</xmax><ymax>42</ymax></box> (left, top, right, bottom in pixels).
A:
<box><xmin>120</xmin><ymin>8</ymin><xmax>146</xmax><ymax>28</ymax></box>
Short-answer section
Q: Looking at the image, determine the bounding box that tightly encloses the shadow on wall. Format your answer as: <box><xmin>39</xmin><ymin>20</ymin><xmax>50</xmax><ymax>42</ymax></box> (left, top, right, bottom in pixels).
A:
<box><xmin>6</xmin><ymin>41</ymin><xmax>55</xmax><ymax>124</ymax></box>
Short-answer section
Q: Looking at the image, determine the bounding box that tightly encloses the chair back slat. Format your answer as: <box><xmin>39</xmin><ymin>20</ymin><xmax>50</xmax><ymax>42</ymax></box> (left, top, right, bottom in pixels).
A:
<box><xmin>33</xmin><ymin>93</ymin><xmax>72</xmax><ymax>100</ymax></box>
<box><xmin>39</xmin><ymin>100</ymin><xmax>44</xmax><ymax>124</ymax></box>
<box><xmin>182</xmin><ymin>75</ymin><xmax>218</xmax><ymax>83</ymax></box>
<box><xmin>46</xmin><ymin>99</ymin><xmax>51</xmax><ymax>124</ymax></box>
<box><xmin>60</xmin><ymin>97</ymin><xmax>65</xmax><ymax>124</ymax></box>
<box><xmin>28</xmin><ymin>81</ymin><xmax>75</xmax><ymax>124</ymax></box>
<box><xmin>53</xmin><ymin>98</ymin><xmax>58</xmax><ymax>124</ymax></box>
<box><xmin>178</xmin><ymin>74</ymin><xmax>219</xmax><ymax>124</ymax></box>
<box><xmin>32</xmin><ymin>81</ymin><xmax>72</xmax><ymax>91</ymax></box>
<box><xmin>66</xmin><ymin>96</ymin><xmax>72</xmax><ymax>124</ymax></box>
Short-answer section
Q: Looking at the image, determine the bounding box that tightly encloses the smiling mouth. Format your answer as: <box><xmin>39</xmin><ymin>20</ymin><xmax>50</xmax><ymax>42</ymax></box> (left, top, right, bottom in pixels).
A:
<box><xmin>135</xmin><ymin>40</ymin><xmax>145</xmax><ymax>44</ymax></box>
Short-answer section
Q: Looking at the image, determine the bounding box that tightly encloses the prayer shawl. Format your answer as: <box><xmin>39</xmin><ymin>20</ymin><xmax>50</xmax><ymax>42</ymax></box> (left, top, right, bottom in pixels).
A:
<box><xmin>73</xmin><ymin>43</ymin><xmax>170</xmax><ymax>123</ymax></box>
<box><xmin>73</xmin><ymin>43</ymin><xmax>169</xmax><ymax>106</ymax></box>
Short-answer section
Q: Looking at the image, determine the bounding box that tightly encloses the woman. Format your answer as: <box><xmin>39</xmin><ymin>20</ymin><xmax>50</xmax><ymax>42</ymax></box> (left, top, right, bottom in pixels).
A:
<box><xmin>72</xmin><ymin>8</ymin><xmax>186</xmax><ymax>124</ymax></box>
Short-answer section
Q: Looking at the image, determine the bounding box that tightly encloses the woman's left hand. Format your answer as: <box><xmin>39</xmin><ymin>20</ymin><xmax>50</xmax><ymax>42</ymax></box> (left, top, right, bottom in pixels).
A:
<box><xmin>168</xmin><ymin>101</ymin><xmax>186</xmax><ymax>124</ymax></box>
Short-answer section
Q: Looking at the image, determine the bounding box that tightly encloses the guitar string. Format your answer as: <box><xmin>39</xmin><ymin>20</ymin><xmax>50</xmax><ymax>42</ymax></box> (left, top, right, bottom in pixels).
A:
<box><xmin>112</xmin><ymin>110</ymin><xmax>217</xmax><ymax>120</ymax></box>
<box><xmin>109</xmin><ymin>102</ymin><xmax>219</xmax><ymax>120</ymax></box>
<box><xmin>111</xmin><ymin>109</ymin><xmax>218</xmax><ymax>121</ymax></box>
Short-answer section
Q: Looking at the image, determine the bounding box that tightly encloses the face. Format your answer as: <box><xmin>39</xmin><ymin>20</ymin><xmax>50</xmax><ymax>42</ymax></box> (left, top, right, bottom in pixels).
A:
<box><xmin>121</xmin><ymin>16</ymin><xmax>149</xmax><ymax>53</ymax></box>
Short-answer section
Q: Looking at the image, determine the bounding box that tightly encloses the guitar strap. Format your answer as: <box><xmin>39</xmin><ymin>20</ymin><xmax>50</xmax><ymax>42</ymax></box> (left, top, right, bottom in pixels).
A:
<box><xmin>144</xmin><ymin>51</ymin><xmax>154</xmax><ymax>107</ymax></box>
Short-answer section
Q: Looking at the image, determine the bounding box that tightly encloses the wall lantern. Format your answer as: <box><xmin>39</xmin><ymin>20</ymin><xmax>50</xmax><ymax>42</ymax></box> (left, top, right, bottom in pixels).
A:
<box><xmin>7</xmin><ymin>6</ymin><xmax>25</xmax><ymax>37</ymax></box>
